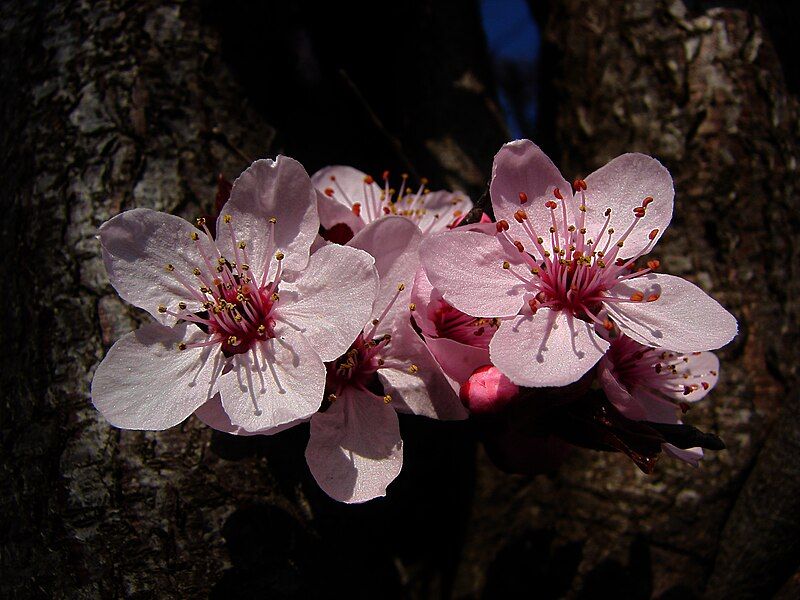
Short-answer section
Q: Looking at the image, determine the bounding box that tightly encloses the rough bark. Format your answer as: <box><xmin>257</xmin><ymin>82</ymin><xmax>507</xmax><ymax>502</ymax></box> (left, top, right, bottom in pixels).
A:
<box><xmin>2</xmin><ymin>0</ymin><xmax>797</xmax><ymax>598</ymax></box>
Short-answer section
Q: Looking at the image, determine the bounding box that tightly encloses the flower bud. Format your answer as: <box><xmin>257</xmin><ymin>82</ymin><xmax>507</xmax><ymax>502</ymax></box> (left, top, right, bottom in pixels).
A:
<box><xmin>459</xmin><ymin>365</ymin><xmax>519</xmax><ymax>414</ymax></box>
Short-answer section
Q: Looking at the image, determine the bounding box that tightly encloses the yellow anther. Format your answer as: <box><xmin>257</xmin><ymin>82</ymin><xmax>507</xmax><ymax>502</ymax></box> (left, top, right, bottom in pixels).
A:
<box><xmin>397</xmin><ymin>283</ymin><xmax>406</xmax><ymax>291</ymax></box>
<box><xmin>408</xmin><ymin>364</ymin><xmax>419</xmax><ymax>374</ymax></box>
<box><xmin>537</xmin><ymin>236</ymin><xmax>543</xmax><ymax>244</ymax></box>
<box><xmin>216</xmin><ymin>265</ymin><xmax>224</xmax><ymax>272</ymax></box>
<box><xmin>579</xmin><ymin>228</ymin><xmax>587</xmax><ymax>234</ymax></box>
<box><xmin>328</xmin><ymin>393</ymin><xmax>338</xmax><ymax>403</ymax></box>
<box><xmin>218</xmin><ymin>256</ymin><xmax>226</xmax><ymax>265</ymax></box>
<box><xmin>193</xmin><ymin>267</ymin><xmax>201</xmax><ymax>276</ymax></box>
<box><xmin>502</xmin><ymin>261</ymin><xmax>510</xmax><ymax>269</ymax></box>
<box><xmin>178</xmin><ymin>302</ymin><xmax>187</xmax><ymax>310</ymax></box>
<box><xmin>241</xmin><ymin>263</ymin><xmax>249</xmax><ymax>270</ymax></box>
<box><xmin>223</xmin><ymin>214</ymin><xmax>232</xmax><ymax>223</ymax></box>
<box><xmin>234</xmin><ymin>314</ymin><xmax>242</xmax><ymax>322</ymax></box>
<box><xmin>271</xmin><ymin>292</ymin><xmax>280</xmax><ymax>302</ymax></box>
<box><xmin>568</xmin><ymin>225</ymin><xmax>576</xmax><ymax>232</ymax></box>
<box><xmin>196</xmin><ymin>217</ymin><xmax>206</xmax><ymax>227</ymax></box>
<box><xmin>409</xmin><ymin>303</ymin><xmax>416</xmax><ymax>311</ymax></box>
<box><xmin>177</xmin><ymin>342</ymin><xmax>187</xmax><ymax>351</ymax></box>
<box><xmin>372</xmin><ymin>319</ymin><xmax>379</xmax><ymax>325</ymax></box>
<box><xmin>377</xmin><ymin>358</ymin><xmax>385</xmax><ymax>366</ymax></box>
<box><xmin>608</xmin><ymin>228</ymin><xmax>615</xmax><ymax>234</ymax></box>
<box><xmin>165</xmin><ymin>263</ymin><xmax>175</xmax><ymax>272</ymax></box>
<box><xmin>268</xmin><ymin>217</ymin><xmax>277</xmax><ymax>224</ymax></box>
<box><xmin>227</xmin><ymin>335</ymin><xmax>238</xmax><ymax>345</ymax></box>
<box><xmin>157</xmin><ymin>304</ymin><xmax>167</xmax><ymax>313</ymax></box>
<box><xmin>383</xmin><ymin>394</ymin><xmax>392</xmax><ymax>404</ymax></box>
<box><xmin>531</xmin><ymin>267</ymin><xmax>540</xmax><ymax>275</ymax></box>
<box><xmin>579</xmin><ymin>205</ymin><xmax>587</xmax><ymax>212</ymax></box>
<box><xmin>190</xmin><ymin>232</ymin><xmax>199</xmax><ymax>241</ymax></box>
<box><xmin>238</xmin><ymin>241</ymin><xmax>246</xmax><ymax>249</ymax></box>
<box><xmin>549</xmin><ymin>226</ymin><xmax>556</xmax><ymax>233</ymax></box>
<box><xmin>200</xmin><ymin>286</ymin><xmax>211</xmax><ymax>294</ymax></box>
<box><xmin>236</xmin><ymin>293</ymin><xmax>245</xmax><ymax>302</ymax></box>
<box><xmin>616</xmin><ymin>241</ymin><xmax>624</xmax><ymax>247</ymax></box>
<box><xmin>257</xmin><ymin>324</ymin><xmax>266</xmax><ymax>334</ymax></box>
<box><xmin>275</xmin><ymin>251</ymin><xmax>284</xmax><ymax>261</ymax></box>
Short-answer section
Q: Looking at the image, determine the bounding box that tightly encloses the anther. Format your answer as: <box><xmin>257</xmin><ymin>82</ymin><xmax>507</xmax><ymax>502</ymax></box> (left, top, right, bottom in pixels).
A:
<box><xmin>257</xmin><ymin>324</ymin><xmax>266</xmax><ymax>335</ymax></box>
<box><xmin>241</xmin><ymin>263</ymin><xmax>249</xmax><ymax>270</ymax></box>
<box><xmin>372</xmin><ymin>319</ymin><xmax>379</xmax><ymax>325</ymax></box>
<box><xmin>177</xmin><ymin>342</ymin><xmax>187</xmax><ymax>351</ymax></box>
<box><xmin>328</xmin><ymin>393</ymin><xmax>338</xmax><ymax>403</ymax></box>
<box><xmin>227</xmin><ymin>335</ymin><xmax>238</xmax><ymax>345</ymax></box>
<box><xmin>647</xmin><ymin>259</ymin><xmax>660</xmax><ymax>270</ymax></box>
<box><xmin>364</xmin><ymin>175</ymin><xmax>374</xmax><ymax>184</ymax></box>
<box><xmin>514</xmin><ymin>240</ymin><xmax>525</xmax><ymax>253</ymax></box>
<box><xmin>545</xmin><ymin>200</ymin><xmax>557</xmax><ymax>210</ymax></box>
<box><xmin>223</xmin><ymin>214</ymin><xmax>232</xmax><ymax>223</ymax></box>
<box><xmin>157</xmin><ymin>304</ymin><xmax>167</xmax><ymax>313</ymax></box>
<box><xmin>383</xmin><ymin>394</ymin><xmax>392</xmax><ymax>404</ymax></box>
<box><xmin>190</xmin><ymin>232</ymin><xmax>199</xmax><ymax>241</ymax></box>
<box><xmin>604</xmin><ymin>208</ymin><xmax>612</xmax><ymax>217</ymax></box>
<box><xmin>408</xmin><ymin>364</ymin><xmax>419</xmax><ymax>374</ymax></box>
<box><xmin>196</xmin><ymin>217</ymin><xmax>206</xmax><ymax>227</ymax></box>
<box><xmin>502</xmin><ymin>261</ymin><xmax>510</xmax><ymax>270</ymax></box>
<box><xmin>496</xmin><ymin>220</ymin><xmax>509</xmax><ymax>232</ymax></box>
<box><xmin>178</xmin><ymin>302</ymin><xmax>187</xmax><ymax>310</ymax></box>
<box><xmin>573</xmin><ymin>178</ymin><xmax>587</xmax><ymax>191</ymax></box>
<box><xmin>642</xmin><ymin>196</ymin><xmax>654</xmax><ymax>207</ymax></box>
<box><xmin>397</xmin><ymin>283</ymin><xmax>406</xmax><ymax>291</ymax></box>
<box><xmin>324</xmin><ymin>187</ymin><xmax>334</xmax><ymax>197</ymax></box>
<box><xmin>271</xmin><ymin>292</ymin><xmax>280</xmax><ymax>302</ymax></box>
<box><xmin>553</xmin><ymin>188</ymin><xmax>563</xmax><ymax>200</ymax></box>
<box><xmin>165</xmin><ymin>264</ymin><xmax>175</xmax><ymax>272</ymax></box>
<box><xmin>268</xmin><ymin>217</ymin><xmax>277</xmax><ymax>224</ymax></box>
<box><xmin>409</xmin><ymin>303</ymin><xmax>416</xmax><ymax>311</ymax></box>
<box><xmin>649</xmin><ymin>229</ymin><xmax>659</xmax><ymax>240</ymax></box>
<box><xmin>519</xmin><ymin>192</ymin><xmax>528</xmax><ymax>204</ymax></box>
<box><xmin>514</xmin><ymin>209</ymin><xmax>528</xmax><ymax>222</ymax></box>
<box><xmin>647</xmin><ymin>293</ymin><xmax>660</xmax><ymax>302</ymax></box>
<box><xmin>603</xmin><ymin>318</ymin><xmax>614</xmax><ymax>331</ymax></box>
<box><xmin>238</xmin><ymin>241</ymin><xmax>247</xmax><ymax>249</ymax></box>
<box><xmin>275</xmin><ymin>251</ymin><xmax>284</xmax><ymax>261</ymax></box>
<box><xmin>193</xmin><ymin>268</ymin><xmax>201</xmax><ymax>276</ymax></box>
<box><xmin>630</xmin><ymin>292</ymin><xmax>644</xmax><ymax>302</ymax></box>
<box><xmin>217</xmin><ymin>256</ymin><xmax>227</xmax><ymax>265</ymax></box>
<box><xmin>352</xmin><ymin>203</ymin><xmax>361</xmax><ymax>216</ymax></box>
<box><xmin>633</xmin><ymin>207</ymin><xmax>646</xmax><ymax>218</ymax></box>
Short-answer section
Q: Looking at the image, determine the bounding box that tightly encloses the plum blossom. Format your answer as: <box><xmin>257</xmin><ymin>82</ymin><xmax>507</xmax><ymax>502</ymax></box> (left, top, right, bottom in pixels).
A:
<box><xmin>311</xmin><ymin>165</ymin><xmax>475</xmax><ymax>240</ymax></box>
<box><xmin>422</xmin><ymin>139</ymin><xmax>738</xmax><ymax>387</ymax></box>
<box><xmin>92</xmin><ymin>156</ymin><xmax>378</xmax><ymax>433</ymax></box>
<box><xmin>598</xmin><ymin>333</ymin><xmax>720</xmax><ymax>466</ymax></box>
<box><xmin>305</xmin><ymin>216</ymin><xmax>467</xmax><ymax>503</ymax></box>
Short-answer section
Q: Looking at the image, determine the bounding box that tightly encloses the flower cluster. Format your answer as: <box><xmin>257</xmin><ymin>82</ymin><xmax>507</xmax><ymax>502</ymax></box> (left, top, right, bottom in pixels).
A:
<box><xmin>91</xmin><ymin>139</ymin><xmax>737</xmax><ymax>502</ymax></box>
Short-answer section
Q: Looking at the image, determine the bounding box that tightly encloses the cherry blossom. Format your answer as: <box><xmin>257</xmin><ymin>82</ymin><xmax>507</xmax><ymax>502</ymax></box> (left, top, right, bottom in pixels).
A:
<box><xmin>598</xmin><ymin>333</ymin><xmax>720</xmax><ymax>466</ymax></box>
<box><xmin>92</xmin><ymin>156</ymin><xmax>379</xmax><ymax>432</ymax></box>
<box><xmin>422</xmin><ymin>139</ymin><xmax>737</xmax><ymax>387</ymax></box>
<box><xmin>312</xmin><ymin>165</ymin><xmax>474</xmax><ymax>239</ymax></box>
<box><xmin>305</xmin><ymin>216</ymin><xmax>467</xmax><ymax>503</ymax></box>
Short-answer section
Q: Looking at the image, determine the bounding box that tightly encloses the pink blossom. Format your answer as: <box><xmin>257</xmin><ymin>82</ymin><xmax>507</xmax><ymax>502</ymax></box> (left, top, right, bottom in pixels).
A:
<box><xmin>312</xmin><ymin>166</ymin><xmax>474</xmax><ymax>238</ymax></box>
<box><xmin>305</xmin><ymin>216</ymin><xmax>467</xmax><ymax>503</ymax></box>
<box><xmin>422</xmin><ymin>139</ymin><xmax>738</xmax><ymax>387</ymax></box>
<box><xmin>92</xmin><ymin>157</ymin><xmax>379</xmax><ymax>432</ymax></box>
<box><xmin>459</xmin><ymin>365</ymin><xmax>519</xmax><ymax>414</ymax></box>
<box><xmin>598</xmin><ymin>333</ymin><xmax>720</xmax><ymax>466</ymax></box>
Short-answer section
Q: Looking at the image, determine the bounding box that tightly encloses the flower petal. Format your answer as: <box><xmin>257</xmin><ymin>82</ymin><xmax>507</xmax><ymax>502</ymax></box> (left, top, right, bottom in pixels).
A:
<box><xmin>583</xmin><ymin>153</ymin><xmax>674</xmax><ymax>257</ymax></box>
<box><xmin>663</xmin><ymin>443</ymin><xmax>703</xmax><ymax>466</ymax></box>
<box><xmin>410</xmin><ymin>266</ymin><xmax>438</xmax><ymax>337</ymax></box>
<box><xmin>99</xmin><ymin>208</ymin><xmax>216</xmax><ymax>325</ymax></box>
<box><xmin>311</xmin><ymin>165</ymin><xmax>381</xmax><ymax>228</ymax></box>
<box><xmin>194</xmin><ymin>394</ymin><xmax>307</xmax><ymax>435</ymax></box>
<box><xmin>662</xmin><ymin>351</ymin><xmax>719</xmax><ymax>402</ymax></box>
<box><xmin>217</xmin><ymin>326</ymin><xmax>325</xmax><ymax>431</ymax></box>
<box><xmin>217</xmin><ymin>157</ymin><xmax>319</xmax><ymax>279</ymax></box>
<box><xmin>416</xmin><ymin>190</ymin><xmax>474</xmax><ymax>233</ymax></box>
<box><xmin>605</xmin><ymin>273</ymin><xmax>737</xmax><ymax>352</ymax></box>
<box><xmin>490</xmin><ymin>139</ymin><xmax>571</xmax><ymax>241</ymax></box>
<box><xmin>347</xmin><ymin>216</ymin><xmax>421</xmax><ymax>333</ymax></box>
<box><xmin>421</xmin><ymin>230</ymin><xmax>527</xmax><ymax>318</ymax></box>
<box><xmin>490</xmin><ymin>309</ymin><xmax>609</xmax><ymax>387</ymax></box>
<box><xmin>424</xmin><ymin>335</ymin><xmax>490</xmax><ymax>388</ymax></box>
<box><xmin>315</xmin><ymin>188</ymin><xmax>365</xmax><ymax>233</ymax></box>
<box><xmin>378</xmin><ymin>319</ymin><xmax>468</xmax><ymax>420</ymax></box>
<box><xmin>91</xmin><ymin>322</ymin><xmax>221</xmax><ymax>430</ymax></box>
<box><xmin>305</xmin><ymin>390</ymin><xmax>403</xmax><ymax>503</ymax></box>
<box><xmin>277</xmin><ymin>243</ymin><xmax>378</xmax><ymax>361</ymax></box>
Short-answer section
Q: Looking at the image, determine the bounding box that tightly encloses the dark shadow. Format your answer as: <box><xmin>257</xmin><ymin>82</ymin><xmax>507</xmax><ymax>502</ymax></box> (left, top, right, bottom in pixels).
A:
<box><xmin>578</xmin><ymin>535</ymin><xmax>652</xmax><ymax>600</ymax></box>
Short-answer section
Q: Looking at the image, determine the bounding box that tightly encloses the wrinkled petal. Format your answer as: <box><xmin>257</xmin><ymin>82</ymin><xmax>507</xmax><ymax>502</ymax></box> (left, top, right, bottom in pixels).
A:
<box><xmin>605</xmin><ymin>273</ymin><xmax>737</xmax><ymax>352</ymax></box>
<box><xmin>194</xmin><ymin>394</ymin><xmax>307</xmax><ymax>436</ymax></box>
<box><xmin>92</xmin><ymin>322</ymin><xmax>221</xmax><ymax>430</ymax></box>
<box><xmin>416</xmin><ymin>190</ymin><xmax>474</xmax><ymax>233</ymax></box>
<box><xmin>306</xmin><ymin>390</ymin><xmax>402</xmax><ymax>503</ymax></box>
<box><xmin>378</xmin><ymin>319</ymin><xmax>468</xmax><ymax>420</ymax></box>
<box><xmin>410</xmin><ymin>266</ymin><xmax>438</xmax><ymax>337</ymax></box>
<box><xmin>663</xmin><ymin>443</ymin><xmax>703</xmax><ymax>467</ymax></box>
<box><xmin>217</xmin><ymin>157</ymin><xmax>319</xmax><ymax>278</ymax></box>
<box><xmin>311</xmin><ymin>165</ymin><xmax>381</xmax><ymax>228</ymax></box>
<box><xmin>217</xmin><ymin>326</ymin><xmax>325</xmax><ymax>431</ymax></box>
<box><xmin>490</xmin><ymin>139</ymin><xmax>571</xmax><ymax>241</ymax></box>
<box><xmin>347</xmin><ymin>216</ymin><xmax>421</xmax><ymax>334</ymax></box>
<box><xmin>583</xmin><ymin>153</ymin><xmax>674</xmax><ymax>257</ymax></box>
<box><xmin>421</xmin><ymin>230</ymin><xmax>527</xmax><ymax>318</ymax></box>
<box><xmin>490</xmin><ymin>309</ymin><xmax>609</xmax><ymax>387</ymax></box>
<box><xmin>99</xmin><ymin>208</ymin><xmax>216</xmax><ymax>325</ymax></box>
<box><xmin>277</xmin><ymin>244</ymin><xmax>378</xmax><ymax>361</ymax></box>
<box><xmin>424</xmin><ymin>335</ymin><xmax>490</xmax><ymax>388</ymax></box>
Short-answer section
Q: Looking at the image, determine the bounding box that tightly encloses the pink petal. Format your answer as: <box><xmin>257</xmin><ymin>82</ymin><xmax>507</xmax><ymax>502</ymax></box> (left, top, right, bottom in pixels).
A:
<box><xmin>314</xmin><ymin>188</ymin><xmax>365</xmax><ymax>234</ymax></box>
<box><xmin>99</xmin><ymin>208</ymin><xmax>216</xmax><ymax>325</ymax></box>
<box><xmin>489</xmin><ymin>309</ymin><xmax>609</xmax><ymax>387</ymax></box>
<box><xmin>217</xmin><ymin>325</ymin><xmax>325</xmax><ymax>431</ymax></box>
<box><xmin>662</xmin><ymin>351</ymin><xmax>719</xmax><ymax>402</ymax></box>
<box><xmin>377</xmin><ymin>319</ymin><xmax>468</xmax><ymax>420</ymax></box>
<box><xmin>459</xmin><ymin>365</ymin><xmax>519</xmax><ymax>415</ymax></box>
<box><xmin>424</xmin><ymin>335</ymin><xmax>490</xmax><ymax>388</ymax></box>
<box><xmin>194</xmin><ymin>394</ymin><xmax>307</xmax><ymax>435</ymax></box>
<box><xmin>347</xmin><ymin>216</ymin><xmax>421</xmax><ymax>334</ymax></box>
<box><xmin>91</xmin><ymin>322</ymin><xmax>221</xmax><ymax>430</ymax></box>
<box><xmin>311</xmin><ymin>165</ymin><xmax>381</xmax><ymax>228</ymax></box>
<box><xmin>583</xmin><ymin>153</ymin><xmax>674</xmax><ymax>257</ymax></box>
<box><xmin>421</xmin><ymin>230</ymin><xmax>527</xmax><ymax>318</ymax></box>
<box><xmin>276</xmin><ymin>244</ymin><xmax>378</xmax><ymax>361</ymax></box>
<box><xmin>216</xmin><ymin>157</ymin><xmax>319</xmax><ymax>278</ymax></box>
<box><xmin>410</xmin><ymin>266</ymin><xmax>438</xmax><ymax>337</ymax></box>
<box><xmin>605</xmin><ymin>273</ymin><xmax>737</xmax><ymax>352</ymax></box>
<box><xmin>489</xmin><ymin>139</ymin><xmax>571</xmax><ymax>241</ymax></box>
<box><xmin>416</xmin><ymin>190</ymin><xmax>474</xmax><ymax>233</ymax></box>
<box><xmin>305</xmin><ymin>390</ymin><xmax>403</xmax><ymax>503</ymax></box>
<box><xmin>663</xmin><ymin>443</ymin><xmax>703</xmax><ymax>467</ymax></box>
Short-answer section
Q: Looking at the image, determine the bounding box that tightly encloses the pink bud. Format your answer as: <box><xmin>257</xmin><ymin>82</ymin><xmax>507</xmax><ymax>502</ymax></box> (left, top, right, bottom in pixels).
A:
<box><xmin>459</xmin><ymin>365</ymin><xmax>519</xmax><ymax>414</ymax></box>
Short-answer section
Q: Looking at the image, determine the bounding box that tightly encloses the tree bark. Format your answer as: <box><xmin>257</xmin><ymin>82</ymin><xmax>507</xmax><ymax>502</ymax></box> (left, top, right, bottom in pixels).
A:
<box><xmin>2</xmin><ymin>0</ymin><xmax>797</xmax><ymax>598</ymax></box>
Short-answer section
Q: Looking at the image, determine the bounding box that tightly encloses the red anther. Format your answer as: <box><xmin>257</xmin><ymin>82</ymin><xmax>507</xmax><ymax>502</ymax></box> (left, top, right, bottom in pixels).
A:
<box><xmin>513</xmin><ymin>209</ymin><xmax>528</xmax><ymax>223</ymax></box>
<box><xmin>352</xmin><ymin>203</ymin><xmax>362</xmax><ymax>216</ymax></box>
<box><xmin>633</xmin><ymin>207</ymin><xmax>646</xmax><ymax>218</ymax></box>
<box><xmin>679</xmin><ymin>402</ymin><xmax>691</xmax><ymax>413</ymax></box>
<box><xmin>383</xmin><ymin>206</ymin><xmax>391</xmax><ymax>214</ymax></box>
<box><xmin>647</xmin><ymin>293</ymin><xmax>660</xmax><ymax>302</ymax></box>
<box><xmin>382</xmin><ymin>170</ymin><xmax>390</xmax><ymax>181</ymax></box>
<box><xmin>655</xmin><ymin>363</ymin><xmax>663</xmax><ymax>373</ymax></box>
<box><xmin>329</xmin><ymin>175</ymin><xmax>336</xmax><ymax>181</ymax></box>
<box><xmin>528</xmin><ymin>299</ymin><xmax>539</xmax><ymax>314</ymax></box>
<box><xmin>615</xmin><ymin>258</ymin><xmax>626</xmax><ymax>266</ymax></box>
<box><xmin>647</xmin><ymin>259</ymin><xmax>660</xmax><ymax>270</ymax></box>
<box><xmin>573</xmin><ymin>178</ymin><xmax>587</xmax><ymax>191</ymax></box>
<box><xmin>553</xmin><ymin>187</ymin><xmax>563</xmax><ymax>200</ymax></box>
<box><xmin>496</xmin><ymin>220</ymin><xmax>509</xmax><ymax>232</ymax></box>
<box><xmin>702</xmin><ymin>381</ymin><xmax>710</xmax><ymax>390</ymax></box>
<box><xmin>682</xmin><ymin>385</ymin><xmax>697</xmax><ymax>396</ymax></box>
<box><xmin>642</xmin><ymin>196</ymin><xmax>654</xmax><ymax>207</ymax></box>
<box><xmin>519</xmin><ymin>192</ymin><xmax>528</xmax><ymax>204</ymax></box>
<box><xmin>514</xmin><ymin>240</ymin><xmax>525</xmax><ymax>253</ymax></box>
<box><xmin>630</xmin><ymin>292</ymin><xmax>644</xmax><ymax>302</ymax></box>
<box><xmin>649</xmin><ymin>228</ymin><xmax>659</xmax><ymax>240</ymax></box>
<box><xmin>324</xmin><ymin>187</ymin><xmax>335</xmax><ymax>197</ymax></box>
<box><xmin>544</xmin><ymin>200</ymin><xmax>557</xmax><ymax>210</ymax></box>
<box><xmin>603</xmin><ymin>318</ymin><xmax>614</xmax><ymax>331</ymax></box>
<box><xmin>363</xmin><ymin>175</ymin><xmax>374</xmax><ymax>184</ymax></box>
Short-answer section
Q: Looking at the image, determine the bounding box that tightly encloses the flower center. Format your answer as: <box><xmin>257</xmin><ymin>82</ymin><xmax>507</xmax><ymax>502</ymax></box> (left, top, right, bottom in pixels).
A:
<box><xmin>431</xmin><ymin>300</ymin><xmax>499</xmax><ymax>349</ymax></box>
<box><xmin>159</xmin><ymin>215</ymin><xmax>286</xmax><ymax>356</ymax></box>
<box><xmin>496</xmin><ymin>182</ymin><xmax>661</xmax><ymax>327</ymax></box>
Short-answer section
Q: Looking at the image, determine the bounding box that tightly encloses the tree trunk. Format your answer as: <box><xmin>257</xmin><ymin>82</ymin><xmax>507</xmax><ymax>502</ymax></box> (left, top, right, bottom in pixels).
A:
<box><xmin>2</xmin><ymin>0</ymin><xmax>797</xmax><ymax>598</ymax></box>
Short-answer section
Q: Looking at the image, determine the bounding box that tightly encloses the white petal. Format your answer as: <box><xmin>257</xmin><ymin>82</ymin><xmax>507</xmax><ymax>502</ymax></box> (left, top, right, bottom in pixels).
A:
<box><xmin>91</xmin><ymin>322</ymin><xmax>221</xmax><ymax>430</ymax></box>
<box><xmin>194</xmin><ymin>394</ymin><xmax>307</xmax><ymax>436</ymax></box>
<box><xmin>217</xmin><ymin>326</ymin><xmax>325</xmax><ymax>431</ymax></box>
<box><xmin>305</xmin><ymin>390</ymin><xmax>402</xmax><ymax>503</ymax></box>
<box><xmin>277</xmin><ymin>244</ymin><xmax>378</xmax><ymax>361</ymax></box>
<box><xmin>489</xmin><ymin>309</ymin><xmax>609</xmax><ymax>387</ymax></box>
